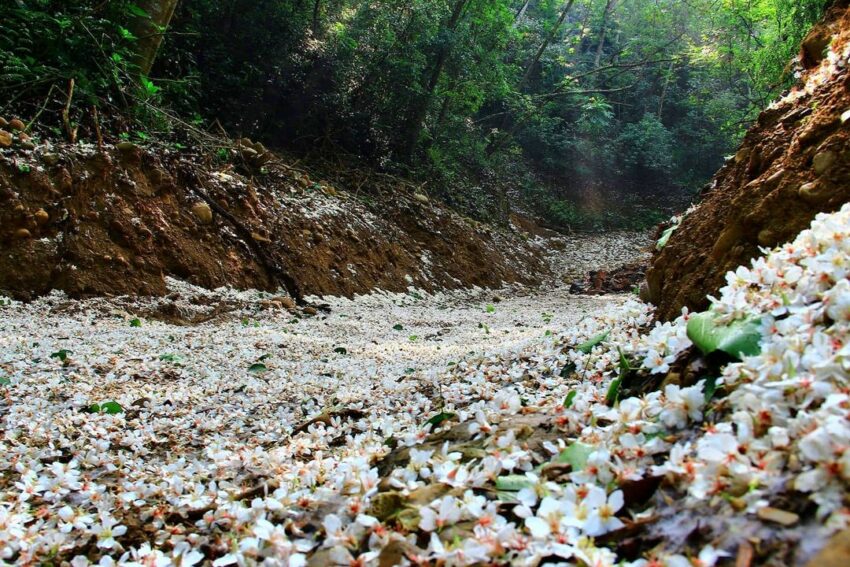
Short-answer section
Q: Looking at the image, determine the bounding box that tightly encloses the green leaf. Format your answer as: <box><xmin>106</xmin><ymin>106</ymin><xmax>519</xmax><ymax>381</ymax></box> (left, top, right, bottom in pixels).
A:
<box><xmin>159</xmin><ymin>353</ymin><xmax>182</xmax><ymax>363</ymax></box>
<box><xmin>100</xmin><ymin>401</ymin><xmax>124</xmax><ymax>414</ymax></box>
<box><xmin>560</xmin><ymin>362</ymin><xmax>577</xmax><ymax>377</ymax></box>
<box><xmin>656</xmin><ymin>224</ymin><xmax>678</xmax><ymax>250</ymax></box>
<box><xmin>50</xmin><ymin>349</ymin><xmax>71</xmax><ymax>362</ymax></box>
<box><xmin>248</xmin><ymin>363</ymin><xmax>268</xmax><ymax>374</ymax></box>
<box><xmin>408</xmin><ymin>335</ymin><xmax>418</xmax><ymax>342</ymax></box>
<box><xmin>486</xmin><ymin>304</ymin><xmax>496</xmax><ymax>313</ymax></box>
<box><xmin>126</xmin><ymin>4</ymin><xmax>151</xmax><ymax>18</ymax></box>
<box><xmin>392</xmin><ymin>324</ymin><xmax>404</xmax><ymax>331</ymax></box>
<box><xmin>563</xmin><ymin>390</ymin><xmax>577</xmax><ymax>408</ymax></box>
<box><xmin>704</xmin><ymin>376</ymin><xmax>719</xmax><ymax>402</ymax></box>
<box><xmin>554</xmin><ymin>442</ymin><xmax>594</xmax><ymax>471</ymax></box>
<box><xmin>605</xmin><ymin>376</ymin><xmax>622</xmax><ymax>406</ymax></box>
<box><xmin>333</xmin><ymin>347</ymin><xmax>348</xmax><ymax>355</ymax></box>
<box><xmin>0</xmin><ymin>376</ymin><xmax>10</xmax><ymax>386</ymax></box>
<box><xmin>686</xmin><ymin>311</ymin><xmax>762</xmax><ymax>359</ymax></box>
<box><xmin>130</xmin><ymin>318</ymin><xmax>142</xmax><ymax>327</ymax></box>
<box><xmin>425</xmin><ymin>411</ymin><xmax>456</xmax><ymax>428</ymax></box>
<box><xmin>576</xmin><ymin>331</ymin><xmax>610</xmax><ymax>354</ymax></box>
<box><xmin>89</xmin><ymin>401</ymin><xmax>124</xmax><ymax>414</ymax></box>
<box><xmin>495</xmin><ymin>474</ymin><xmax>535</xmax><ymax>491</ymax></box>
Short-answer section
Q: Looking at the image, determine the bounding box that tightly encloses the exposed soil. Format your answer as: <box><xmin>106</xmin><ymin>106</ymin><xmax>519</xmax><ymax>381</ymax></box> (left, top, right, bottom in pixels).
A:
<box><xmin>0</xmin><ymin>141</ymin><xmax>550</xmax><ymax>301</ymax></box>
<box><xmin>647</xmin><ymin>0</ymin><xmax>850</xmax><ymax>320</ymax></box>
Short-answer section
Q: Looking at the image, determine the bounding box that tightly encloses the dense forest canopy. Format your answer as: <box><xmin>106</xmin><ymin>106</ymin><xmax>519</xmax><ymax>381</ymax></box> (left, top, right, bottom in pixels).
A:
<box><xmin>0</xmin><ymin>0</ymin><xmax>830</xmax><ymax>228</ymax></box>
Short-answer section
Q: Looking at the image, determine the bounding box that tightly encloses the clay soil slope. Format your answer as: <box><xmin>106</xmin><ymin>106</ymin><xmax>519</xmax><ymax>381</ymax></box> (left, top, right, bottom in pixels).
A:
<box><xmin>0</xmin><ymin>142</ymin><xmax>548</xmax><ymax>300</ymax></box>
<box><xmin>647</xmin><ymin>0</ymin><xmax>850</xmax><ymax>319</ymax></box>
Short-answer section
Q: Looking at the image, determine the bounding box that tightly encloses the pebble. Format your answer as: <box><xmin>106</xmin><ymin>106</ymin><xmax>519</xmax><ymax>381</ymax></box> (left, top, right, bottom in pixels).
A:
<box><xmin>0</xmin><ymin>130</ymin><xmax>11</xmax><ymax>147</ymax></box>
<box><xmin>756</xmin><ymin>506</ymin><xmax>799</xmax><ymax>526</ymax></box>
<box><xmin>33</xmin><ymin>209</ymin><xmax>49</xmax><ymax>226</ymax></box>
<box><xmin>9</xmin><ymin>118</ymin><xmax>25</xmax><ymax>131</ymax></box>
<box><xmin>191</xmin><ymin>202</ymin><xmax>213</xmax><ymax>224</ymax></box>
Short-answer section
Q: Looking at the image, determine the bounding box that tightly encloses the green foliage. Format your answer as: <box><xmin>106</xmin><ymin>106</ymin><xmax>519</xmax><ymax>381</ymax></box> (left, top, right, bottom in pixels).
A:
<box><xmin>576</xmin><ymin>330</ymin><xmax>610</xmax><ymax>354</ymax></box>
<box><xmin>2</xmin><ymin>0</ymin><xmax>828</xmax><ymax>228</ymax></box>
<box><xmin>686</xmin><ymin>311</ymin><xmax>763</xmax><ymax>359</ymax></box>
<box><xmin>89</xmin><ymin>401</ymin><xmax>124</xmax><ymax>414</ymax></box>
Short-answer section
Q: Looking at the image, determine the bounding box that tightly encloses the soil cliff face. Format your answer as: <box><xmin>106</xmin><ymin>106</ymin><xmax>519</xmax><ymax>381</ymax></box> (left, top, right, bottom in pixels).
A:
<box><xmin>0</xmin><ymin>143</ymin><xmax>548</xmax><ymax>300</ymax></box>
<box><xmin>647</xmin><ymin>0</ymin><xmax>850</xmax><ymax>320</ymax></box>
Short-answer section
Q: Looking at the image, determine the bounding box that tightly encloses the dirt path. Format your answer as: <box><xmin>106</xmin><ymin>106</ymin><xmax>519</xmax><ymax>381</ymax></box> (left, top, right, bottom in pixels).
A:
<box><xmin>0</xmin><ymin>230</ymin><xmax>651</xmax><ymax>564</ymax></box>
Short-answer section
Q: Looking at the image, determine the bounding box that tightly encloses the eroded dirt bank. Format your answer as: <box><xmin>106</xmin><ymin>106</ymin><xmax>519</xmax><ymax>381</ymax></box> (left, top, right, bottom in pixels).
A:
<box><xmin>0</xmin><ymin>141</ymin><xmax>550</xmax><ymax>301</ymax></box>
<box><xmin>647</xmin><ymin>0</ymin><xmax>850</xmax><ymax>320</ymax></box>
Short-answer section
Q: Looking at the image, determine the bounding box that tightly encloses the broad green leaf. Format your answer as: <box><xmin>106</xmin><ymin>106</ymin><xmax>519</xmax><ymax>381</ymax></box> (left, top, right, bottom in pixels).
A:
<box><xmin>686</xmin><ymin>311</ymin><xmax>762</xmax><ymax>359</ymax></box>
<box><xmin>605</xmin><ymin>376</ymin><xmax>622</xmax><ymax>406</ymax></box>
<box><xmin>0</xmin><ymin>376</ymin><xmax>10</xmax><ymax>386</ymax></box>
<box><xmin>126</xmin><ymin>4</ymin><xmax>150</xmax><ymax>18</ymax></box>
<box><xmin>555</xmin><ymin>442</ymin><xmax>594</xmax><ymax>471</ymax></box>
<box><xmin>50</xmin><ymin>349</ymin><xmax>71</xmax><ymax>361</ymax></box>
<box><xmin>248</xmin><ymin>363</ymin><xmax>268</xmax><ymax>374</ymax></box>
<box><xmin>393</xmin><ymin>324</ymin><xmax>404</xmax><ymax>331</ymax></box>
<box><xmin>100</xmin><ymin>401</ymin><xmax>124</xmax><ymax>414</ymax></box>
<box><xmin>130</xmin><ymin>318</ymin><xmax>142</xmax><ymax>327</ymax></box>
<box><xmin>425</xmin><ymin>411</ymin><xmax>456</xmax><ymax>428</ymax></box>
<box><xmin>485</xmin><ymin>304</ymin><xmax>496</xmax><ymax>313</ymax></box>
<box><xmin>495</xmin><ymin>474</ymin><xmax>535</xmax><ymax>491</ymax></box>
<box><xmin>563</xmin><ymin>390</ymin><xmax>577</xmax><ymax>408</ymax></box>
<box><xmin>576</xmin><ymin>331</ymin><xmax>609</xmax><ymax>354</ymax></box>
<box><xmin>656</xmin><ymin>224</ymin><xmax>677</xmax><ymax>250</ymax></box>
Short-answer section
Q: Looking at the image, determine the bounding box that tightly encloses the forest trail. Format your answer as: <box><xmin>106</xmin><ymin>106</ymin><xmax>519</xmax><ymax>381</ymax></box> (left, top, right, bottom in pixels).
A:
<box><xmin>0</xmin><ymin>231</ymin><xmax>650</xmax><ymax>417</ymax></box>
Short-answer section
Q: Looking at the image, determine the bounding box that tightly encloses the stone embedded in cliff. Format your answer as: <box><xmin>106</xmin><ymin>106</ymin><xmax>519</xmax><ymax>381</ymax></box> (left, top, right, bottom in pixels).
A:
<box><xmin>191</xmin><ymin>202</ymin><xmax>213</xmax><ymax>224</ymax></box>
<box><xmin>813</xmin><ymin>150</ymin><xmax>837</xmax><ymax>174</ymax></box>
<box><xmin>34</xmin><ymin>209</ymin><xmax>49</xmax><ymax>226</ymax></box>
<box><xmin>15</xmin><ymin>228</ymin><xmax>32</xmax><ymax>239</ymax></box>
<box><xmin>0</xmin><ymin>130</ymin><xmax>11</xmax><ymax>147</ymax></box>
<box><xmin>8</xmin><ymin>118</ymin><xmax>25</xmax><ymax>132</ymax></box>
<box><xmin>799</xmin><ymin>181</ymin><xmax>830</xmax><ymax>203</ymax></box>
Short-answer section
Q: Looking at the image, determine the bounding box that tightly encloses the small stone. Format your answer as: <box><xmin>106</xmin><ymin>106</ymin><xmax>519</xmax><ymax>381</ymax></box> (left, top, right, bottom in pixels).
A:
<box><xmin>756</xmin><ymin>506</ymin><xmax>799</xmax><ymax>526</ymax></box>
<box><xmin>42</xmin><ymin>153</ymin><xmax>60</xmax><ymax>166</ymax></box>
<box><xmin>799</xmin><ymin>181</ymin><xmax>830</xmax><ymax>204</ymax></box>
<box><xmin>33</xmin><ymin>209</ymin><xmax>49</xmax><ymax>226</ymax></box>
<box><xmin>757</xmin><ymin>228</ymin><xmax>776</xmax><ymax>246</ymax></box>
<box><xmin>251</xmin><ymin>231</ymin><xmax>271</xmax><ymax>243</ymax></box>
<box><xmin>278</xmin><ymin>296</ymin><xmax>296</xmax><ymax>310</ymax></box>
<box><xmin>8</xmin><ymin>118</ymin><xmax>25</xmax><ymax>131</ymax></box>
<box><xmin>15</xmin><ymin>228</ymin><xmax>32</xmax><ymax>239</ymax></box>
<box><xmin>302</xmin><ymin>306</ymin><xmax>318</xmax><ymax>316</ymax></box>
<box><xmin>813</xmin><ymin>151</ymin><xmax>837</xmax><ymax>174</ymax></box>
<box><xmin>19</xmin><ymin>132</ymin><xmax>31</xmax><ymax>143</ymax></box>
<box><xmin>20</xmin><ymin>141</ymin><xmax>35</xmax><ymax>150</ymax></box>
<box><xmin>0</xmin><ymin>117</ymin><xmax>7</xmax><ymax>127</ymax></box>
<box><xmin>116</xmin><ymin>141</ymin><xmax>137</xmax><ymax>152</ymax></box>
<box><xmin>0</xmin><ymin>130</ymin><xmax>11</xmax><ymax>147</ymax></box>
<box><xmin>734</xmin><ymin>147</ymin><xmax>750</xmax><ymax>164</ymax></box>
<box><xmin>413</xmin><ymin>193</ymin><xmax>430</xmax><ymax>204</ymax></box>
<box><xmin>191</xmin><ymin>202</ymin><xmax>213</xmax><ymax>225</ymax></box>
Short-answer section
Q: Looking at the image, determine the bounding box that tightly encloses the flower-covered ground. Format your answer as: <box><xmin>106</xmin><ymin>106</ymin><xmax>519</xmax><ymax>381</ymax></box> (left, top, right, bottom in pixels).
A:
<box><xmin>1</xmin><ymin>207</ymin><xmax>849</xmax><ymax>566</ymax></box>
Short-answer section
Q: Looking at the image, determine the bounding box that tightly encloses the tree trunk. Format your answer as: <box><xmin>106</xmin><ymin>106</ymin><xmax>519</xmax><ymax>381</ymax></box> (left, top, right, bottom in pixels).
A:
<box><xmin>130</xmin><ymin>0</ymin><xmax>181</xmax><ymax>76</ymax></box>
<box><xmin>657</xmin><ymin>59</ymin><xmax>675</xmax><ymax>117</ymax></box>
<box><xmin>514</xmin><ymin>0</ymin><xmax>532</xmax><ymax>25</ymax></box>
<box><xmin>518</xmin><ymin>0</ymin><xmax>577</xmax><ymax>90</ymax></box>
<box><xmin>399</xmin><ymin>0</ymin><xmax>470</xmax><ymax>162</ymax></box>
<box><xmin>487</xmin><ymin>0</ymin><xmax>576</xmax><ymax>155</ymax></box>
<box><xmin>312</xmin><ymin>0</ymin><xmax>322</xmax><ymax>35</ymax></box>
<box><xmin>593</xmin><ymin>0</ymin><xmax>617</xmax><ymax>68</ymax></box>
